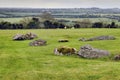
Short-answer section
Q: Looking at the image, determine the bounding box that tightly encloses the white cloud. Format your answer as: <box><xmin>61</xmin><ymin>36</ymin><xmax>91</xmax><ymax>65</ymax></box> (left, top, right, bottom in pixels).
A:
<box><xmin>0</xmin><ymin>0</ymin><xmax>120</xmax><ymax>8</ymax></box>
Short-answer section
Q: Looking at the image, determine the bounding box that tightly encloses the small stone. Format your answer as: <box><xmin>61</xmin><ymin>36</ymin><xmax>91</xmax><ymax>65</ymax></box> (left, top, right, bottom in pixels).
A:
<box><xmin>58</xmin><ymin>39</ymin><xmax>69</xmax><ymax>42</ymax></box>
<box><xmin>29</xmin><ymin>39</ymin><xmax>47</xmax><ymax>46</ymax></box>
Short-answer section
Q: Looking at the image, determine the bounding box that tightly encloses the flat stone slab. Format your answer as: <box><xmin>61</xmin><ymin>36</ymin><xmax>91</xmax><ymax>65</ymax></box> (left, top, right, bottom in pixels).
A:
<box><xmin>29</xmin><ymin>39</ymin><xmax>47</xmax><ymax>46</ymax></box>
<box><xmin>79</xmin><ymin>35</ymin><xmax>116</xmax><ymax>41</ymax></box>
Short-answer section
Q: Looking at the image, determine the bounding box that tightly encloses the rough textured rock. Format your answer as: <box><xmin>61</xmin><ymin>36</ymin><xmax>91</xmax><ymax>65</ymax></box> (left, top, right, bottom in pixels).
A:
<box><xmin>78</xmin><ymin>45</ymin><xmax>110</xmax><ymax>58</ymax></box>
<box><xmin>58</xmin><ymin>39</ymin><xmax>69</xmax><ymax>42</ymax></box>
<box><xmin>54</xmin><ymin>46</ymin><xmax>77</xmax><ymax>55</ymax></box>
<box><xmin>79</xmin><ymin>38</ymin><xmax>86</xmax><ymax>41</ymax></box>
<box><xmin>114</xmin><ymin>55</ymin><xmax>120</xmax><ymax>60</ymax></box>
<box><xmin>79</xmin><ymin>35</ymin><xmax>116</xmax><ymax>41</ymax></box>
<box><xmin>13</xmin><ymin>32</ymin><xmax>37</xmax><ymax>40</ymax></box>
<box><xmin>13</xmin><ymin>34</ymin><xmax>25</xmax><ymax>40</ymax></box>
<box><xmin>29</xmin><ymin>39</ymin><xmax>47</xmax><ymax>46</ymax></box>
<box><xmin>24</xmin><ymin>32</ymin><xmax>37</xmax><ymax>40</ymax></box>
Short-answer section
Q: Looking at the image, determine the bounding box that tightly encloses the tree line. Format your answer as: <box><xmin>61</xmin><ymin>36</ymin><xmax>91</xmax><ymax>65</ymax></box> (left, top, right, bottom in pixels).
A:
<box><xmin>0</xmin><ymin>17</ymin><xmax>119</xmax><ymax>29</ymax></box>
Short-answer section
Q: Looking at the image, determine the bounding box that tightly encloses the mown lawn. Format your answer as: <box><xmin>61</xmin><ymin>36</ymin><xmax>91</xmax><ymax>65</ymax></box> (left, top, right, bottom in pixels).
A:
<box><xmin>0</xmin><ymin>29</ymin><xmax>120</xmax><ymax>80</ymax></box>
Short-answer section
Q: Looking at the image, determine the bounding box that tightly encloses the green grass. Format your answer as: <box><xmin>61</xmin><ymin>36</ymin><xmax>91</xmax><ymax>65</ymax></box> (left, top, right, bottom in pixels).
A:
<box><xmin>0</xmin><ymin>29</ymin><xmax>120</xmax><ymax>80</ymax></box>
<box><xmin>0</xmin><ymin>18</ymin><xmax>24</xmax><ymax>23</ymax></box>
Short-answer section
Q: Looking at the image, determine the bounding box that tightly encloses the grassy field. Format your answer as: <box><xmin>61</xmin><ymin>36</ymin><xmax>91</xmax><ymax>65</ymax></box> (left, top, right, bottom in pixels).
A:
<box><xmin>0</xmin><ymin>29</ymin><xmax>120</xmax><ymax>80</ymax></box>
<box><xmin>56</xmin><ymin>18</ymin><xmax>119</xmax><ymax>23</ymax></box>
<box><xmin>1</xmin><ymin>17</ymin><xmax>120</xmax><ymax>24</ymax></box>
<box><xmin>0</xmin><ymin>18</ymin><xmax>24</xmax><ymax>23</ymax></box>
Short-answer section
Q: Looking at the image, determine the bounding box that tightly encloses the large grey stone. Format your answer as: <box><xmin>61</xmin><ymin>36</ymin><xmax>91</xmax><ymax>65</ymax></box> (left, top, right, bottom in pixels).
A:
<box><xmin>78</xmin><ymin>45</ymin><xmax>110</xmax><ymax>58</ymax></box>
<box><xmin>79</xmin><ymin>35</ymin><xmax>116</xmax><ymax>41</ymax></box>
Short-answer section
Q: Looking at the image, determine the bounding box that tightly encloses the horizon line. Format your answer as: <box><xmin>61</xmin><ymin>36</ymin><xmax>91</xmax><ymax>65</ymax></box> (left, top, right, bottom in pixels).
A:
<box><xmin>0</xmin><ymin>7</ymin><xmax>120</xmax><ymax>9</ymax></box>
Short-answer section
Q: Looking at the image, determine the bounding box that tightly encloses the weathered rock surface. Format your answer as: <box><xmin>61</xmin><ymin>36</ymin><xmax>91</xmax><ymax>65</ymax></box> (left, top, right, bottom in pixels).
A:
<box><xmin>78</xmin><ymin>45</ymin><xmax>110</xmax><ymax>58</ymax></box>
<box><xmin>13</xmin><ymin>32</ymin><xmax>37</xmax><ymax>40</ymax></box>
<box><xmin>13</xmin><ymin>34</ymin><xmax>25</xmax><ymax>40</ymax></box>
<box><xmin>79</xmin><ymin>35</ymin><xmax>116</xmax><ymax>41</ymax></box>
<box><xmin>29</xmin><ymin>39</ymin><xmax>47</xmax><ymax>46</ymax></box>
<box><xmin>24</xmin><ymin>32</ymin><xmax>37</xmax><ymax>40</ymax></box>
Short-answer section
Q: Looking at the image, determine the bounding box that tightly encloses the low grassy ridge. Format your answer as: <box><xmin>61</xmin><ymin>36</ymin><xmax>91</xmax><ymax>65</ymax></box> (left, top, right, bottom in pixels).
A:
<box><xmin>0</xmin><ymin>29</ymin><xmax>120</xmax><ymax>80</ymax></box>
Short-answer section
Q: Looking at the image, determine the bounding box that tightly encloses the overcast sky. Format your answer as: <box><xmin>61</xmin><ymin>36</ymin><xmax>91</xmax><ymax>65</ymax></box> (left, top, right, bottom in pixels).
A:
<box><xmin>0</xmin><ymin>0</ymin><xmax>120</xmax><ymax>8</ymax></box>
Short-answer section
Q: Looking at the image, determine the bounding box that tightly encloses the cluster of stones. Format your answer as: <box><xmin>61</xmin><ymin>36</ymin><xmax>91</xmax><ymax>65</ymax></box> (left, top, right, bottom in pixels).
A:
<box><xmin>13</xmin><ymin>32</ymin><xmax>47</xmax><ymax>46</ymax></box>
<box><xmin>13</xmin><ymin>32</ymin><xmax>37</xmax><ymax>40</ymax></box>
<box><xmin>13</xmin><ymin>33</ymin><xmax>120</xmax><ymax>60</ymax></box>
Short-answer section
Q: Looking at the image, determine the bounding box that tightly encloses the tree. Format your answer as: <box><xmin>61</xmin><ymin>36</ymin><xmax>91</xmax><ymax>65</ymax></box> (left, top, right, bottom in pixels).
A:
<box><xmin>92</xmin><ymin>22</ymin><xmax>103</xmax><ymax>28</ymax></box>
<box><xmin>40</xmin><ymin>12</ymin><xmax>54</xmax><ymax>20</ymax></box>
<box><xmin>53</xmin><ymin>22</ymin><xmax>60</xmax><ymax>28</ymax></box>
<box><xmin>59</xmin><ymin>23</ymin><xmax>65</xmax><ymax>29</ymax></box>
<box><xmin>20</xmin><ymin>17</ymin><xmax>31</xmax><ymax>29</ymax></box>
<box><xmin>0</xmin><ymin>21</ymin><xmax>11</xmax><ymax>29</ymax></box>
<box><xmin>44</xmin><ymin>20</ymin><xmax>52</xmax><ymax>29</ymax></box>
<box><xmin>110</xmin><ymin>22</ymin><xmax>116</xmax><ymax>28</ymax></box>
<box><xmin>20</xmin><ymin>17</ymin><xmax>40</xmax><ymax>29</ymax></box>
<box><xmin>27</xmin><ymin>18</ymin><xmax>40</xmax><ymax>29</ymax></box>
<box><xmin>74</xmin><ymin>24</ymin><xmax>81</xmax><ymax>28</ymax></box>
<box><xmin>80</xmin><ymin>19</ymin><xmax>92</xmax><ymax>28</ymax></box>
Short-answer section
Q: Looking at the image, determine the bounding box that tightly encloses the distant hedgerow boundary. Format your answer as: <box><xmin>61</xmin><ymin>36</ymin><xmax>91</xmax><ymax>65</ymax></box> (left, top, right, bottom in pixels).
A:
<box><xmin>0</xmin><ymin>17</ymin><xmax>119</xmax><ymax>29</ymax></box>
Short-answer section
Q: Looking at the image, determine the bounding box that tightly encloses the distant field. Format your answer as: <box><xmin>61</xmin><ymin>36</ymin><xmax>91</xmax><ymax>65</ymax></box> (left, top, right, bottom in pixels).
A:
<box><xmin>57</xmin><ymin>18</ymin><xmax>120</xmax><ymax>25</ymax></box>
<box><xmin>0</xmin><ymin>29</ymin><xmax>120</xmax><ymax>80</ymax></box>
<box><xmin>57</xmin><ymin>18</ymin><xmax>119</xmax><ymax>23</ymax></box>
<box><xmin>0</xmin><ymin>18</ymin><xmax>24</xmax><ymax>23</ymax></box>
<box><xmin>6</xmin><ymin>12</ymin><xmax>41</xmax><ymax>16</ymax></box>
<box><xmin>1</xmin><ymin>17</ymin><xmax>120</xmax><ymax>24</ymax></box>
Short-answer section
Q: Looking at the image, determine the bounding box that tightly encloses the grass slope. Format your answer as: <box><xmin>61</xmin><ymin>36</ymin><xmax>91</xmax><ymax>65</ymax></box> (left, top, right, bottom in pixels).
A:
<box><xmin>0</xmin><ymin>29</ymin><xmax>120</xmax><ymax>80</ymax></box>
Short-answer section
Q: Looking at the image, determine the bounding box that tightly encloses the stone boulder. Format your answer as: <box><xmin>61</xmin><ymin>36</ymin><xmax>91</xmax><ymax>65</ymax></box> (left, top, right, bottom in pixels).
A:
<box><xmin>13</xmin><ymin>34</ymin><xmax>25</xmax><ymax>40</ymax></box>
<box><xmin>13</xmin><ymin>32</ymin><xmax>37</xmax><ymax>40</ymax></box>
<box><xmin>78</xmin><ymin>45</ymin><xmax>110</xmax><ymax>58</ymax></box>
<box><xmin>24</xmin><ymin>32</ymin><xmax>37</xmax><ymax>40</ymax></box>
<box><xmin>13</xmin><ymin>34</ymin><xmax>26</xmax><ymax>40</ymax></box>
<box><xmin>29</xmin><ymin>39</ymin><xmax>47</xmax><ymax>46</ymax></box>
<box><xmin>79</xmin><ymin>35</ymin><xmax>116</xmax><ymax>41</ymax></box>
